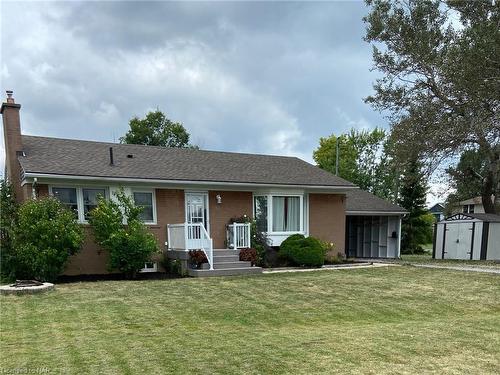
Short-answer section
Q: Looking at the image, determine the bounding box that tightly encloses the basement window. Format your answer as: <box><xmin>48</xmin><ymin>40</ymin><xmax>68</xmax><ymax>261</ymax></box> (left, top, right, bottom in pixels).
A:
<box><xmin>140</xmin><ymin>262</ymin><xmax>158</xmax><ymax>273</ymax></box>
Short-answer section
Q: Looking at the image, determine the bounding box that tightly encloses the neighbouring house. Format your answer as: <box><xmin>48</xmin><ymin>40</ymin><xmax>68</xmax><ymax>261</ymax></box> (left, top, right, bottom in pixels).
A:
<box><xmin>429</xmin><ymin>203</ymin><xmax>445</xmax><ymax>222</ymax></box>
<box><xmin>1</xmin><ymin>92</ymin><xmax>406</xmax><ymax>277</ymax></box>
<box><xmin>433</xmin><ymin>213</ymin><xmax>500</xmax><ymax>260</ymax></box>
<box><xmin>452</xmin><ymin>196</ymin><xmax>494</xmax><ymax>215</ymax></box>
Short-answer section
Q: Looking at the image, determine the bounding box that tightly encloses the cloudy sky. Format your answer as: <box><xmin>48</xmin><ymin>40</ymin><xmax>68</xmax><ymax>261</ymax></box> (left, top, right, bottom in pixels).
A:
<box><xmin>0</xmin><ymin>1</ymin><xmax>444</xmax><ymax>202</ymax></box>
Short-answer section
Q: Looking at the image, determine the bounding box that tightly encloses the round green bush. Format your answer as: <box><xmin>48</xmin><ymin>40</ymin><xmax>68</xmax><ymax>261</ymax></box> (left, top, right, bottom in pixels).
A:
<box><xmin>280</xmin><ymin>234</ymin><xmax>325</xmax><ymax>267</ymax></box>
<box><xmin>12</xmin><ymin>197</ymin><xmax>84</xmax><ymax>282</ymax></box>
<box><xmin>279</xmin><ymin>233</ymin><xmax>306</xmax><ymax>258</ymax></box>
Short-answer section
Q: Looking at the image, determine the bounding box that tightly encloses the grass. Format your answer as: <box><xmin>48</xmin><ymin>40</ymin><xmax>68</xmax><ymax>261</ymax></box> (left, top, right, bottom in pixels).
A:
<box><xmin>1</xmin><ymin>267</ymin><xmax>499</xmax><ymax>374</ymax></box>
<box><xmin>399</xmin><ymin>253</ymin><xmax>500</xmax><ymax>269</ymax></box>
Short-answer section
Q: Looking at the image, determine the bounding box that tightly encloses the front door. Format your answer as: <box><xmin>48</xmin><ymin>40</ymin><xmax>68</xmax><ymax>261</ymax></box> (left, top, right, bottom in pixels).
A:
<box><xmin>185</xmin><ymin>193</ymin><xmax>209</xmax><ymax>232</ymax></box>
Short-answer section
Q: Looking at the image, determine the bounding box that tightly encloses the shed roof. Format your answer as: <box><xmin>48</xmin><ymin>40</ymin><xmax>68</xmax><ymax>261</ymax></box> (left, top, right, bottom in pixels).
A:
<box><xmin>444</xmin><ymin>213</ymin><xmax>500</xmax><ymax>223</ymax></box>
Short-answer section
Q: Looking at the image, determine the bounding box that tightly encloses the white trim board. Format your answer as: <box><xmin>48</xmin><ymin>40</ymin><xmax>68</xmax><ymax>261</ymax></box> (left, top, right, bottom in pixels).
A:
<box><xmin>23</xmin><ymin>172</ymin><xmax>358</xmax><ymax>192</ymax></box>
<box><xmin>346</xmin><ymin>211</ymin><xmax>406</xmax><ymax>216</ymax></box>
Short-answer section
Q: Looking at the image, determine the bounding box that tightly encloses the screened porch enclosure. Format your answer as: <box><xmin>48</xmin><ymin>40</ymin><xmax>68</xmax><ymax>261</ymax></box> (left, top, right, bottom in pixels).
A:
<box><xmin>346</xmin><ymin>215</ymin><xmax>401</xmax><ymax>258</ymax></box>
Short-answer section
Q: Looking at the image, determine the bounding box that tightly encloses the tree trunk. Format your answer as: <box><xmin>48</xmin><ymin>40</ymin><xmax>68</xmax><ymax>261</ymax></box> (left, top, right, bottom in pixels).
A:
<box><xmin>482</xmin><ymin>147</ymin><xmax>499</xmax><ymax>214</ymax></box>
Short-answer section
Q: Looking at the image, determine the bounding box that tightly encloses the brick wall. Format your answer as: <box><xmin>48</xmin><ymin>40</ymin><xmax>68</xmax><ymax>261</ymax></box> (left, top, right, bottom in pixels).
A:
<box><xmin>208</xmin><ymin>191</ymin><xmax>253</xmax><ymax>249</ymax></box>
<box><xmin>63</xmin><ymin>188</ymin><xmax>185</xmax><ymax>275</ymax></box>
<box><xmin>308</xmin><ymin>193</ymin><xmax>346</xmax><ymax>254</ymax></box>
<box><xmin>29</xmin><ymin>188</ymin><xmax>347</xmax><ymax>274</ymax></box>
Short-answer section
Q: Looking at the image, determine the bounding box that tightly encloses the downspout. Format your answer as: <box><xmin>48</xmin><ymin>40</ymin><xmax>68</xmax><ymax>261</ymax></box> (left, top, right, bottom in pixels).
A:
<box><xmin>31</xmin><ymin>177</ymin><xmax>38</xmax><ymax>199</ymax></box>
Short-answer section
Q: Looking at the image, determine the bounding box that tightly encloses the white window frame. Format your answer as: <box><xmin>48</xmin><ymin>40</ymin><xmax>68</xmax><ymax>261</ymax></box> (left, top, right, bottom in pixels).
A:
<box><xmin>131</xmin><ymin>188</ymin><xmax>157</xmax><ymax>225</ymax></box>
<box><xmin>81</xmin><ymin>187</ymin><xmax>108</xmax><ymax>222</ymax></box>
<box><xmin>140</xmin><ymin>261</ymin><xmax>158</xmax><ymax>273</ymax></box>
<box><xmin>252</xmin><ymin>193</ymin><xmax>304</xmax><ymax>235</ymax></box>
<box><xmin>49</xmin><ymin>185</ymin><xmax>108</xmax><ymax>224</ymax></box>
<box><xmin>253</xmin><ymin>195</ymin><xmax>269</xmax><ymax>232</ymax></box>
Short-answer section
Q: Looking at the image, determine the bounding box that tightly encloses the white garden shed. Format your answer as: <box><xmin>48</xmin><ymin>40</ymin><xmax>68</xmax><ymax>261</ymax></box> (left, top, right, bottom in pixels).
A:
<box><xmin>433</xmin><ymin>213</ymin><xmax>500</xmax><ymax>260</ymax></box>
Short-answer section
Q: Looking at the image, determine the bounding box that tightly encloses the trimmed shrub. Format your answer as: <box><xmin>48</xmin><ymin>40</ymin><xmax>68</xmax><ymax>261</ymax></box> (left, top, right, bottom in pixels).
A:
<box><xmin>88</xmin><ymin>189</ymin><xmax>159</xmax><ymax>278</ymax></box>
<box><xmin>163</xmin><ymin>257</ymin><xmax>184</xmax><ymax>276</ymax></box>
<box><xmin>280</xmin><ymin>234</ymin><xmax>326</xmax><ymax>267</ymax></box>
<box><xmin>239</xmin><ymin>248</ymin><xmax>257</xmax><ymax>266</ymax></box>
<box><xmin>279</xmin><ymin>234</ymin><xmax>306</xmax><ymax>262</ymax></box>
<box><xmin>12</xmin><ymin>197</ymin><xmax>84</xmax><ymax>282</ymax></box>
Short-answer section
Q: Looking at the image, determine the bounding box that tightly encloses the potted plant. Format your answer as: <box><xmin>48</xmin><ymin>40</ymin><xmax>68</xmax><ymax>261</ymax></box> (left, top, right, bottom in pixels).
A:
<box><xmin>188</xmin><ymin>250</ymin><xmax>208</xmax><ymax>269</ymax></box>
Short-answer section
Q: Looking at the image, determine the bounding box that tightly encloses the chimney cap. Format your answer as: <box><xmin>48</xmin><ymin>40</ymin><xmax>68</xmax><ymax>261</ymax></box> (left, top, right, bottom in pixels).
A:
<box><xmin>6</xmin><ymin>90</ymin><xmax>15</xmax><ymax>104</ymax></box>
<box><xmin>1</xmin><ymin>90</ymin><xmax>21</xmax><ymax>113</ymax></box>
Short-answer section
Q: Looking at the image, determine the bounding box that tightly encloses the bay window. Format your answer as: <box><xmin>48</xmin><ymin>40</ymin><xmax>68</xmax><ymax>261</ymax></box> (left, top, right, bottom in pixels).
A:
<box><xmin>253</xmin><ymin>194</ymin><xmax>303</xmax><ymax>233</ymax></box>
<box><xmin>272</xmin><ymin>196</ymin><xmax>301</xmax><ymax>232</ymax></box>
<box><xmin>254</xmin><ymin>196</ymin><xmax>268</xmax><ymax>232</ymax></box>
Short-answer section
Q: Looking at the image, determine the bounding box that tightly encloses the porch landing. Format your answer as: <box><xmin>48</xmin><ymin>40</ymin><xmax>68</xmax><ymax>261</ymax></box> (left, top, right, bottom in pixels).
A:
<box><xmin>188</xmin><ymin>249</ymin><xmax>262</xmax><ymax>277</ymax></box>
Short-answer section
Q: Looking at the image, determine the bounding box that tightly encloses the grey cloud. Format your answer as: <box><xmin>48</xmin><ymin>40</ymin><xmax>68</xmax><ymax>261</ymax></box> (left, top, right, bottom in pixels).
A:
<box><xmin>1</xmin><ymin>0</ymin><xmax>385</xmax><ymax>175</ymax></box>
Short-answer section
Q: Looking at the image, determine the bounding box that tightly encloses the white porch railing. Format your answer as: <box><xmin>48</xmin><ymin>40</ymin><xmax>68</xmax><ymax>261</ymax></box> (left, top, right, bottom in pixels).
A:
<box><xmin>167</xmin><ymin>223</ymin><xmax>214</xmax><ymax>270</ymax></box>
<box><xmin>227</xmin><ymin>223</ymin><xmax>251</xmax><ymax>249</ymax></box>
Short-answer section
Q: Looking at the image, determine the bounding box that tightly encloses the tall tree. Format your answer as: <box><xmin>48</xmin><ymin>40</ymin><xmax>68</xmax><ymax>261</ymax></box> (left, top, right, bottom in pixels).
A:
<box><xmin>397</xmin><ymin>158</ymin><xmax>432</xmax><ymax>253</ymax></box>
<box><xmin>121</xmin><ymin>110</ymin><xmax>196</xmax><ymax>148</ymax></box>
<box><xmin>313</xmin><ymin>133</ymin><xmax>359</xmax><ymax>184</ymax></box>
<box><xmin>445</xmin><ymin>148</ymin><xmax>490</xmax><ymax>211</ymax></box>
<box><xmin>313</xmin><ymin>128</ymin><xmax>399</xmax><ymax>201</ymax></box>
<box><xmin>364</xmin><ymin>0</ymin><xmax>500</xmax><ymax>213</ymax></box>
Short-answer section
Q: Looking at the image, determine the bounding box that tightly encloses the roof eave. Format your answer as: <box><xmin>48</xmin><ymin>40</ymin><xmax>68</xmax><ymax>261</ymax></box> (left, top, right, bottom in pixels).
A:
<box><xmin>346</xmin><ymin>210</ymin><xmax>407</xmax><ymax>216</ymax></box>
<box><xmin>22</xmin><ymin>172</ymin><xmax>358</xmax><ymax>191</ymax></box>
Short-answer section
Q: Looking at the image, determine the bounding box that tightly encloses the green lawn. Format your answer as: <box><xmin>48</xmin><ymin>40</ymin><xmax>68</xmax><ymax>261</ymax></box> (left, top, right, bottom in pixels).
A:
<box><xmin>399</xmin><ymin>253</ymin><xmax>500</xmax><ymax>269</ymax></box>
<box><xmin>1</xmin><ymin>267</ymin><xmax>499</xmax><ymax>374</ymax></box>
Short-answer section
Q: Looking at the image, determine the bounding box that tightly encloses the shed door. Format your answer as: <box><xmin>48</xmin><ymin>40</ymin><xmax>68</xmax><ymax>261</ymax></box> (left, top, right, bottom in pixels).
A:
<box><xmin>444</xmin><ymin>223</ymin><xmax>472</xmax><ymax>260</ymax></box>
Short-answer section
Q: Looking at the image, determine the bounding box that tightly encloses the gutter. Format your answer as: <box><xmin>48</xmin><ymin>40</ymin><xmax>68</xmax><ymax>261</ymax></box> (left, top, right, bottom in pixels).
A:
<box><xmin>22</xmin><ymin>172</ymin><xmax>359</xmax><ymax>191</ymax></box>
<box><xmin>346</xmin><ymin>210</ymin><xmax>407</xmax><ymax>216</ymax></box>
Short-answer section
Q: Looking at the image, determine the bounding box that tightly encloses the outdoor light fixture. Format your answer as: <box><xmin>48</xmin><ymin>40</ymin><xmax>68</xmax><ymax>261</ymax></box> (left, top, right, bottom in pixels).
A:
<box><xmin>216</xmin><ymin>194</ymin><xmax>222</xmax><ymax>204</ymax></box>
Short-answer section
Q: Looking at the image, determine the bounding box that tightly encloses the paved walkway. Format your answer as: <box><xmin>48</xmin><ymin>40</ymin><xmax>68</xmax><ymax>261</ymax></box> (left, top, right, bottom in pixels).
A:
<box><xmin>263</xmin><ymin>263</ymin><xmax>397</xmax><ymax>274</ymax></box>
<box><xmin>411</xmin><ymin>264</ymin><xmax>500</xmax><ymax>274</ymax></box>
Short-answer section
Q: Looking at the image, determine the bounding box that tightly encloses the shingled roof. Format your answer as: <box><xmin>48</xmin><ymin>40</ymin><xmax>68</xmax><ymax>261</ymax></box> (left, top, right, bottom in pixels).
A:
<box><xmin>345</xmin><ymin>189</ymin><xmax>406</xmax><ymax>214</ymax></box>
<box><xmin>19</xmin><ymin>136</ymin><xmax>355</xmax><ymax>188</ymax></box>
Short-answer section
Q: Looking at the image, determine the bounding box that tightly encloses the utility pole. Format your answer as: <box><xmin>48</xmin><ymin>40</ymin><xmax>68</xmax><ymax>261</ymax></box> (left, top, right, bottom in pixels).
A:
<box><xmin>335</xmin><ymin>137</ymin><xmax>339</xmax><ymax>176</ymax></box>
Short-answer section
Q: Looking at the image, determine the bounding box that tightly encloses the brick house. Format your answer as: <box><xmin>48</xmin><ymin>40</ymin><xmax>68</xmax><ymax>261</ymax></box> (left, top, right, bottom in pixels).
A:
<box><xmin>1</xmin><ymin>92</ymin><xmax>405</xmax><ymax>276</ymax></box>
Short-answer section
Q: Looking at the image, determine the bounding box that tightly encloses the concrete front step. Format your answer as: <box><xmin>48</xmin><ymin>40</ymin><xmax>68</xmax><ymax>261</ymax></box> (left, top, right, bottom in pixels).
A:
<box><xmin>213</xmin><ymin>254</ymin><xmax>240</xmax><ymax>263</ymax></box>
<box><xmin>213</xmin><ymin>249</ymin><xmax>240</xmax><ymax>256</ymax></box>
<box><xmin>201</xmin><ymin>261</ymin><xmax>251</xmax><ymax>270</ymax></box>
<box><xmin>188</xmin><ymin>267</ymin><xmax>262</xmax><ymax>277</ymax></box>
